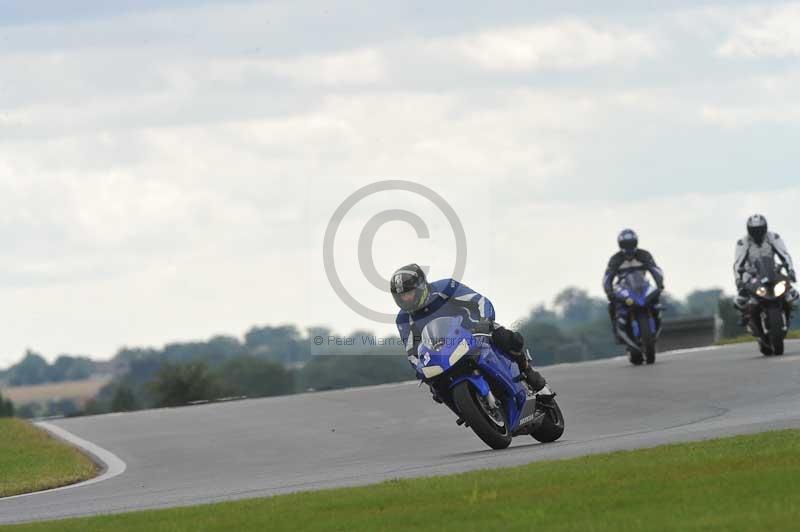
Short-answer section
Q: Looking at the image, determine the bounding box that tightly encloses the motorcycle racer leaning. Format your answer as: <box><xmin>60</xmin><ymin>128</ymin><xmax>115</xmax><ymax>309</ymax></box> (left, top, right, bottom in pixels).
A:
<box><xmin>603</xmin><ymin>229</ymin><xmax>665</xmax><ymax>343</ymax></box>
<box><xmin>392</xmin><ymin>264</ymin><xmax>548</xmax><ymax>394</ymax></box>
<box><xmin>733</xmin><ymin>214</ymin><xmax>798</xmax><ymax>320</ymax></box>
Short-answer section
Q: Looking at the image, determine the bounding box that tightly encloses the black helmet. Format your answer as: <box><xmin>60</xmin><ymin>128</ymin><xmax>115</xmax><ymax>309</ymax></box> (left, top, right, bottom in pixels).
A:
<box><xmin>618</xmin><ymin>229</ymin><xmax>639</xmax><ymax>259</ymax></box>
<box><xmin>390</xmin><ymin>263</ymin><xmax>430</xmax><ymax>312</ymax></box>
<box><xmin>747</xmin><ymin>214</ymin><xmax>768</xmax><ymax>245</ymax></box>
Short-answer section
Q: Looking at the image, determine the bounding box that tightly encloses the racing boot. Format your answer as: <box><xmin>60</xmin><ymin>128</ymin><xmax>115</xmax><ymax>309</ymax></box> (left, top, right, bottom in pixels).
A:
<box><xmin>787</xmin><ymin>288</ymin><xmax>799</xmax><ymax>322</ymax></box>
<box><xmin>653</xmin><ymin>304</ymin><xmax>665</xmax><ymax>336</ymax></box>
<box><xmin>734</xmin><ymin>295</ymin><xmax>751</xmax><ymax>326</ymax></box>
<box><xmin>608</xmin><ymin>303</ymin><xmax>623</xmax><ymax>344</ymax></box>
<box><xmin>522</xmin><ymin>366</ymin><xmax>547</xmax><ymax>393</ymax></box>
<box><xmin>514</xmin><ymin>354</ymin><xmax>546</xmax><ymax>393</ymax></box>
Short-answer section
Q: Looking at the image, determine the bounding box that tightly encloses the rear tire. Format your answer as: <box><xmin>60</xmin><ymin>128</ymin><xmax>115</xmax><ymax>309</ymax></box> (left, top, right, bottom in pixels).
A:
<box><xmin>759</xmin><ymin>341</ymin><xmax>774</xmax><ymax>357</ymax></box>
<box><xmin>638</xmin><ymin>314</ymin><xmax>656</xmax><ymax>364</ymax></box>
<box><xmin>530</xmin><ymin>398</ymin><xmax>565</xmax><ymax>443</ymax></box>
<box><xmin>452</xmin><ymin>382</ymin><xmax>512</xmax><ymax>450</ymax></box>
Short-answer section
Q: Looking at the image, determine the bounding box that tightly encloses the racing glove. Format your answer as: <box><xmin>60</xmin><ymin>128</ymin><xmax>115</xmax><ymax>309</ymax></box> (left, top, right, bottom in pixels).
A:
<box><xmin>736</xmin><ymin>279</ymin><xmax>748</xmax><ymax>296</ymax></box>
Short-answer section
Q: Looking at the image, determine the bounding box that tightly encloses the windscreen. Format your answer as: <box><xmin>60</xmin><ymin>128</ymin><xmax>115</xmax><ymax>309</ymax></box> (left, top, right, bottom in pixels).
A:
<box><xmin>420</xmin><ymin>316</ymin><xmax>463</xmax><ymax>350</ymax></box>
<box><xmin>621</xmin><ymin>270</ymin><xmax>648</xmax><ymax>293</ymax></box>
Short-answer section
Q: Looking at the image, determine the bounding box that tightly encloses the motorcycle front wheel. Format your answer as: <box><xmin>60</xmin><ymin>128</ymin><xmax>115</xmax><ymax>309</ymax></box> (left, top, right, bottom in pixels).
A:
<box><xmin>766</xmin><ymin>307</ymin><xmax>786</xmax><ymax>356</ymax></box>
<box><xmin>452</xmin><ymin>381</ymin><xmax>512</xmax><ymax>450</ymax></box>
<box><xmin>637</xmin><ymin>314</ymin><xmax>656</xmax><ymax>364</ymax></box>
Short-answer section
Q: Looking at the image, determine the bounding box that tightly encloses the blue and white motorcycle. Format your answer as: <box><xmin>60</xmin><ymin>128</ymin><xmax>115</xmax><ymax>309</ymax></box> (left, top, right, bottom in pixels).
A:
<box><xmin>415</xmin><ymin>316</ymin><xmax>564</xmax><ymax>450</ymax></box>
<box><xmin>613</xmin><ymin>271</ymin><xmax>662</xmax><ymax>365</ymax></box>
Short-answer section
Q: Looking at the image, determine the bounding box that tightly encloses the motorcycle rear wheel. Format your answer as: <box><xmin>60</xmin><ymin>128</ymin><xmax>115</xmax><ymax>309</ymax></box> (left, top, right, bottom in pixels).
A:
<box><xmin>530</xmin><ymin>398</ymin><xmax>565</xmax><ymax>443</ymax></box>
<box><xmin>452</xmin><ymin>382</ymin><xmax>512</xmax><ymax>450</ymax></box>
<box><xmin>759</xmin><ymin>339</ymin><xmax>774</xmax><ymax>356</ymax></box>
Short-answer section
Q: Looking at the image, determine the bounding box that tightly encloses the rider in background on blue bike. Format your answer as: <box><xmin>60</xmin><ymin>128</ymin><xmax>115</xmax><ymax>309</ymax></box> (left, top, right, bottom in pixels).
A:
<box><xmin>733</xmin><ymin>214</ymin><xmax>798</xmax><ymax>320</ymax></box>
<box><xmin>603</xmin><ymin>229</ymin><xmax>666</xmax><ymax>343</ymax></box>
<box><xmin>391</xmin><ymin>263</ymin><xmax>547</xmax><ymax>393</ymax></box>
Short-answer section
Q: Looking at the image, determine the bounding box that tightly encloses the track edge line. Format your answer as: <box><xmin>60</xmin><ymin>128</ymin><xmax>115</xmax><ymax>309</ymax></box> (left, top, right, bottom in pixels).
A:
<box><xmin>0</xmin><ymin>421</ymin><xmax>127</xmax><ymax>501</ymax></box>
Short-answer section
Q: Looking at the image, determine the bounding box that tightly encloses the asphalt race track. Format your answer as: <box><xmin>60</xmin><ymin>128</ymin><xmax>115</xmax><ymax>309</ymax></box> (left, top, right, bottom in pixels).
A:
<box><xmin>3</xmin><ymin>341</ymin><xmax>800</xmax><ymax>524</ymax></box>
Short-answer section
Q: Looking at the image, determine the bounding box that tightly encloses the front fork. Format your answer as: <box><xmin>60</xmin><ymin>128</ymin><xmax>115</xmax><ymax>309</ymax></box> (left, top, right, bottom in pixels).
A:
<box><xmin>760</xmin><ymin>307</ymin><xmax>790</xmax><ymax>335</ymax></box>
<box><xmin>617</xmin><ymin>308</ymin><xmax>659</xmax><ymax>351</ymax></box>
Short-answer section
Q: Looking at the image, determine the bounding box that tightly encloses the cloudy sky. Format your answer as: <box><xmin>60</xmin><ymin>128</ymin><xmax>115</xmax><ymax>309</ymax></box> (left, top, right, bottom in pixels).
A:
<box><xmin>0</xmin><ymin>0</ymin><xmax>798</xmax><ymax>367</ymax></box>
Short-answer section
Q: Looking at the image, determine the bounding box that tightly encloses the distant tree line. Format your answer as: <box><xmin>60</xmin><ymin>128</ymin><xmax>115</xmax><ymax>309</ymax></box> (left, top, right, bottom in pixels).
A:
<box><xmin>0</xmin><ymin>351</ymin><xmax>96</xmax><ymax>386</ymax></box>
<box><xmin>5</xmin><ymin>286</ymin><xmax>767</xmax><ymax>418</ymax></box>
<box><xmin>14</xmin><ymin>399</ymin><xmax>76</xmax><ymax>419</ymax></box>
<box><xmin>83</xmin><ymin>345</ymin><xmax>409</xmax><ymax>416</ymax></box>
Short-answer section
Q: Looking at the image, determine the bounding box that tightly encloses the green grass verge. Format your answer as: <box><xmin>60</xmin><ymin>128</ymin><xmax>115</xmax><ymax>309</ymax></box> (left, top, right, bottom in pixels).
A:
<box><xmin>717</xmin><ymin>329</ymin><xmax>800</xmax><ymax>345</ymax></box>
<box><xmin>4</xmin><ymin>430</ymin><xmax>800</xmax><ymax>532</ymax></box>
<box><xmin>0</xmin><ymin>418</ymin><xmax>97</xmax><ymax>497</ymax></box>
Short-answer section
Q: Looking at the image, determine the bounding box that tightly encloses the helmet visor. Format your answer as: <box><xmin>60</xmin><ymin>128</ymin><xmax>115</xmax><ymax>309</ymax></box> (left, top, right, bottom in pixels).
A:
<box><xmin>392</xmin><ymin>284</ymin><xmax>428</xmax><ymax>312</ymax></box>
<box><xmin>619</xmin><ymin>237</ymin><xmax>638</xmax><ymax>258</ymax></box>
<box><xmin>748</xmin><ymin>225</ymin><xmax>767</xmax><ymax>244</ymax></box>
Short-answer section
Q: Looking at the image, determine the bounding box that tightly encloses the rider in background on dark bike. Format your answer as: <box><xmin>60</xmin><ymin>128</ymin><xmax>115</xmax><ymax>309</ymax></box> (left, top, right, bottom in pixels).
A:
<box><xmin>733</xmin><ymin>214</ymin><xmax>798</xmax><ymax>323</ymax></box>
<box><xmin>603</xmin><ymin>229</ymin><xmax>666</xmax><ymax>343</ymax></box>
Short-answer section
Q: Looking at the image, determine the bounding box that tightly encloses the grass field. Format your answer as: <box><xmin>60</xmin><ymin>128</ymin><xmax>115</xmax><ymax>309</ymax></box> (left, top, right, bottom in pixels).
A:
<box><xmin>0</xmin><ymin>419</ymin><xmax>97</xmax><ymax>498</ymax></box>
<box><xmin>1</xmin><ymin>376</ymin><xmax>112</xmax><ymax>405</ymax></box>
<box><xmin>4</xmin><ymin>429</ymin><xmax>800</xmax><ymax>532</ymax></box>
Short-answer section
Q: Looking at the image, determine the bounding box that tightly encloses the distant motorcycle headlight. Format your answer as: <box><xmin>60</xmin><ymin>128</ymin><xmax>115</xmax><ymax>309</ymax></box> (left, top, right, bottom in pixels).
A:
<box><xmin>756</xmin><ymin>287</ymin><xmax>768</xmax><ymax>297</ymax></box>
<box><xmin>774</xmin><ymin>281</ymin><xmax>788</xmax><ymax>298</ymax></box>
<box><xmin>625</xmin><ymin>298</ymin><xmax>634</xmax><ymax>307</ymax></box>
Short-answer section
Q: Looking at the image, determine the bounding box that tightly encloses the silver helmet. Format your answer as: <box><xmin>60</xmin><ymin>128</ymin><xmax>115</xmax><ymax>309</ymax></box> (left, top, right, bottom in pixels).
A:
<box><xmin>746</xmin><ymin>214</ymin><xmax>768</xmax><ymax>245</ymax></box>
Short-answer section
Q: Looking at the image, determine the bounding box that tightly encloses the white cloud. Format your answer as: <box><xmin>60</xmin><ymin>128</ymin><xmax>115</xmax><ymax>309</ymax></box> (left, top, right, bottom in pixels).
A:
<box><xmin>699</xmin><ymin>72</ymin><xmax>800</xmax><ymax>126</ymax></box>
<box><xmin>262</xmin><ymin>49</ymin><xmax>387</xmax><ymax>86</ymax></box>
<box><xmin>717</xmin><ymin>4</ymin><xmax>800</xmax><ymax>58</ymax></box>
<box><xmin>701</xmin><ymin>104</ymin><xmax>800</xmax><ymax>127</ymax></box>
<box><xmin>198</xmin><ymin>48</ymin><xmax>388</xmax><ymax>88</ymax></box>
<box><xmin>430</xmin><ymin>20</ymin><xmax>658</xmax><ymax>71</ymax></box>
